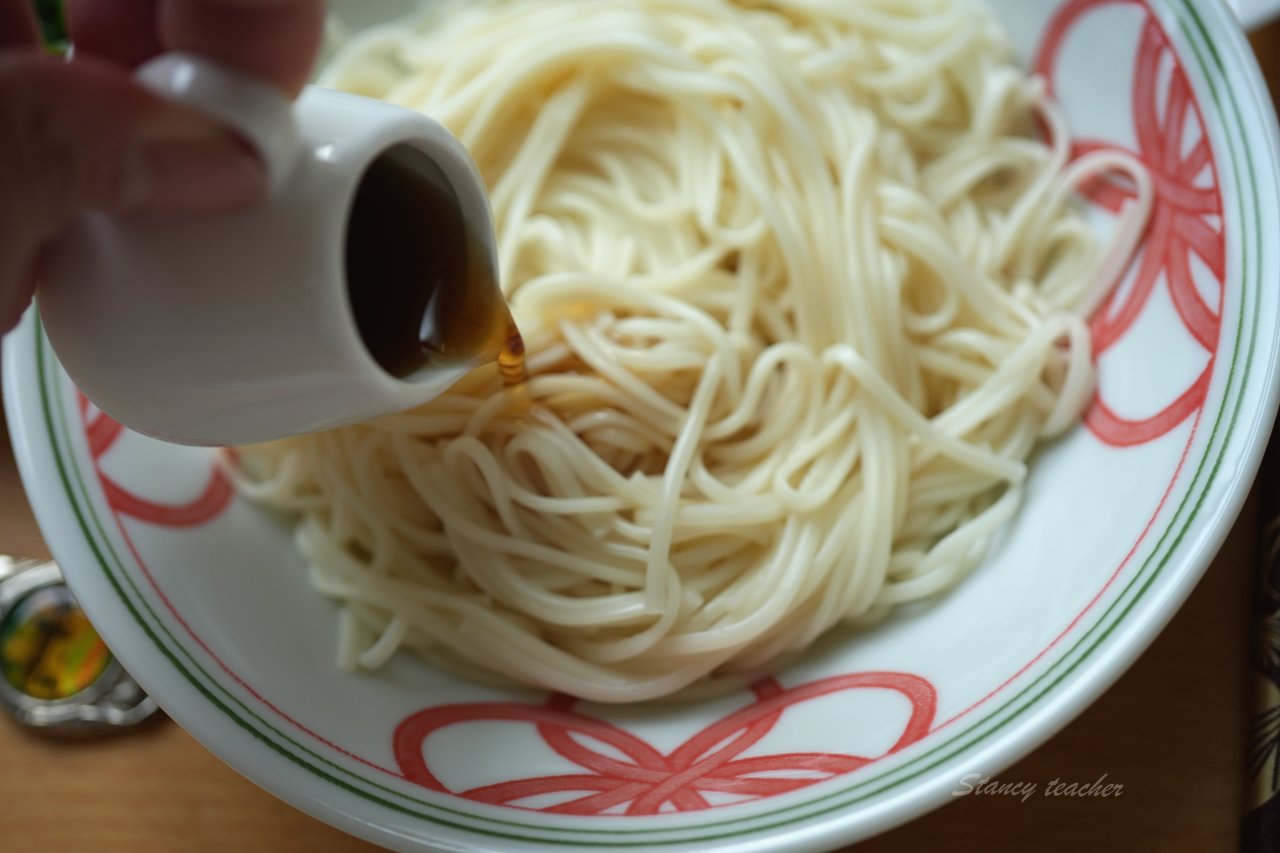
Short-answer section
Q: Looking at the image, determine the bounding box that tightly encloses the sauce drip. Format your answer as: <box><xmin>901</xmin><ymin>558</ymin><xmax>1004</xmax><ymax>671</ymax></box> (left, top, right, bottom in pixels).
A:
<box><xmin>498</xmin><ymin>326</ymin><xmax>527</xmax><ymax>386</ymax></box>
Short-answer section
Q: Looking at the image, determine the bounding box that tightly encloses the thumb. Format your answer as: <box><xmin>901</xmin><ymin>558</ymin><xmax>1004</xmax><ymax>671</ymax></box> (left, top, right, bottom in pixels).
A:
<box><xmin>0</xmin><ymin>53</ymin><xmax>266</xmax><ymax>330</ymax></box>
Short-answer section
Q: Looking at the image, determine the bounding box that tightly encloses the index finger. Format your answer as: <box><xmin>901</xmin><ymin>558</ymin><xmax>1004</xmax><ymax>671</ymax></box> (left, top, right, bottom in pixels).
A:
<box><xmin>67</xmin><ymin>0</ymin><xmax>163</xmax><ymax>68</ymax></box>
<box><xmin>159</xmin><ymin>0</ymin><xmax>327</xmax><ymax>96</ymax></box>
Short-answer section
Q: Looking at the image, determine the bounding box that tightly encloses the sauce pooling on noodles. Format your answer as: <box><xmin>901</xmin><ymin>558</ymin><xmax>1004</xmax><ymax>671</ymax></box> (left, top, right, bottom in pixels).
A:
<box><xmin>236</xmin><ymin>0</ymin><xmax>1151</xmax><ymax>702</ymax></box>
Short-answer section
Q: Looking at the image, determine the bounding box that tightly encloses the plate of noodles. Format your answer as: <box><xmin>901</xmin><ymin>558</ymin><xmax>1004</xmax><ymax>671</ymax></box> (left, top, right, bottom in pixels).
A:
<box><xmin>8</xmin><ymin>0</ymin><xmax>1280</xmax><ymax>849</ymax></box>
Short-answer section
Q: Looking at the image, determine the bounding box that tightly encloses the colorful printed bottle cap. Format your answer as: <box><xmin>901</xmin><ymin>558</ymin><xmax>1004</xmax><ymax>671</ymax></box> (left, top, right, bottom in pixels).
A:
<box><xmin>0</xmin><ymin>557</ymin><xmax>158</xmax><ymax>735</ymax></box>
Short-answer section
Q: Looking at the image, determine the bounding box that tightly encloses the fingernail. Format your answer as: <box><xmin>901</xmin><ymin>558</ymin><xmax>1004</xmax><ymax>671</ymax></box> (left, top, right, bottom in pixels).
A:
<box><xmin>122</xmin><ymin>118</ymin><xmax>266</xmax><ymax>213</ymax></box>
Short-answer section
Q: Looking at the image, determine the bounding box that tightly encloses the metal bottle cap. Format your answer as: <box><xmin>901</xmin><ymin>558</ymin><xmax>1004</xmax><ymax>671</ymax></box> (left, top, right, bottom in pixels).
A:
<box><xmin>0</xmin><ymin>556</ymin><xmax>158</xmax><ymax>735</ymax></box>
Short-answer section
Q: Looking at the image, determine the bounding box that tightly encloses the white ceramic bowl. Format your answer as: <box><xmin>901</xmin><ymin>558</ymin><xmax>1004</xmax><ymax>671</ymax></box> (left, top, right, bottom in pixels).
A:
<box><xmin>7</xmin><ymin>1</ymin><xmax>1280</xmax><ymax>850</ymax></box>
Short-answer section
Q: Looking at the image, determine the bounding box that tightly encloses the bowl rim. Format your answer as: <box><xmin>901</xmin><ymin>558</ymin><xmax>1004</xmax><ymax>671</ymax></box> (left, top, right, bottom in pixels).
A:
<box><xmin>9</xmin><ymin>0</ymin><xmax>1280</xmax><ymax>850</ymax></box>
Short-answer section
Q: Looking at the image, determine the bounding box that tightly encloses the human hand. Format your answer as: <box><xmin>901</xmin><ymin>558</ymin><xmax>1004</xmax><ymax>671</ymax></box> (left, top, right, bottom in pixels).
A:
<box><xmin>0</xmin><ymin>0</ymin><xmax>326</xmax><ymax>331</ymax></box>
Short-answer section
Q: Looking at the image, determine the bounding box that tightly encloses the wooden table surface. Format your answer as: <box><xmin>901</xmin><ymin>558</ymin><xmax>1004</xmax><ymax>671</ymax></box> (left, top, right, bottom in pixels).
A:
<box><xmin>3</xmin><ymin>13</ymin><xmax>1280</xmax><ymax>853</ymax></box>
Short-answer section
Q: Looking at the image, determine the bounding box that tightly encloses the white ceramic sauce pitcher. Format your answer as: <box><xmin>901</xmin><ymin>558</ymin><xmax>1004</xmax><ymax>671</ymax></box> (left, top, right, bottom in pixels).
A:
<box><xmin>37</xmin><ymin>53</ymin><xmax>499</xmax><ymax>447</ymax></box>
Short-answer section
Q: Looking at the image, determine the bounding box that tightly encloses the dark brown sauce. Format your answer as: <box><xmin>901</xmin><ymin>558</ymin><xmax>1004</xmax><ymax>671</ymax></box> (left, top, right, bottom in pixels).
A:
<box><xmin>345</xmin><ymin>144</ymin><xmax>526</xmax><ymax>384</ymax></box>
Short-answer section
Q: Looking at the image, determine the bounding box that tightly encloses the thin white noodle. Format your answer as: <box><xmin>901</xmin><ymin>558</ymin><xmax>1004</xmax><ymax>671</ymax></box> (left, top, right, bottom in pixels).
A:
<box><xmin>237</xmin><ymin>0</ymin><xmax>1153</xmax><ymax>702</ymax></box>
